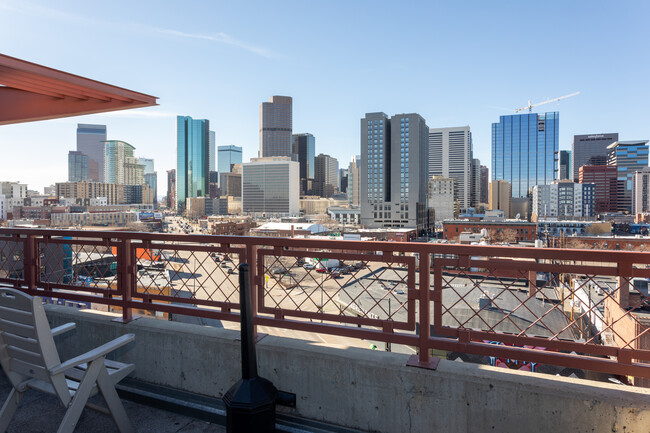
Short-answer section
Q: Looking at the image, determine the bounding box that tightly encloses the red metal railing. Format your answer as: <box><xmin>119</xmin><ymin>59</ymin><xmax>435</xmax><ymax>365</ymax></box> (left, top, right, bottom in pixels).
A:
<box><xmin>1</xmin><ymin>228</ymin><xmax>649</xmax><ymax>383</ymax></box>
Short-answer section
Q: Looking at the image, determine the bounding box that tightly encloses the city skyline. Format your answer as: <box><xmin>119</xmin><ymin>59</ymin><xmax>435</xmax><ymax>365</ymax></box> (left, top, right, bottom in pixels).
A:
<box><xmin>0</xmin><ymin>1</ymin><xmax>649</xmax><ymax>196</ymax></box>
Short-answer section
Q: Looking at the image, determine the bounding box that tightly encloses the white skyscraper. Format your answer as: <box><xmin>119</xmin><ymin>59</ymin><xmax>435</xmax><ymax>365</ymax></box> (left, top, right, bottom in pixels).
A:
<box><xmin>429</xmin><ymin>126</ymin><xmax>472</xmax><ymax>212</ymax></box>
<box><xmin>242</xmin><ymin>157</ymin><xmax>299</xmax><ymax>216</ymax></box>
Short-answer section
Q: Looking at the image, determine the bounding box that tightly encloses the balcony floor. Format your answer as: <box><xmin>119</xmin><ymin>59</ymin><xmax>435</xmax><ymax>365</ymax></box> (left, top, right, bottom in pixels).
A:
<box><xmin>0</xmin><ymin>372</ymin><xmax>225</xmax><ymax>432</ymax></box>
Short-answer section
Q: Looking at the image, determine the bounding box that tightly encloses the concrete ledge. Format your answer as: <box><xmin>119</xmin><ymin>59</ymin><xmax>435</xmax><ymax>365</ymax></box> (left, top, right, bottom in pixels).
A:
<box><xmin>45</xmin><ymin>305</ymin><xmax>650</xmax><ymax>433</ymax></box>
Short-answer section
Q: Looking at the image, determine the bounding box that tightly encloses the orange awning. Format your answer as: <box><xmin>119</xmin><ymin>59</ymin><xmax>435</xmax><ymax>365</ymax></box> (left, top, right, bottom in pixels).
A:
<box><xmin>0</xmin><ymin>53</ymin><xmax>158</xmax><ymax>125</ymax></box>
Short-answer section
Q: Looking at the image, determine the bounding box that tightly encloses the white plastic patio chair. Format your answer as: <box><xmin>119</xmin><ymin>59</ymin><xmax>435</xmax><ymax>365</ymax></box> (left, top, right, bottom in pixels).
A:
<box><xmin>0</xmin><ymin>287</ymin><xmax>135</xmax><ymax>432</ymax></box>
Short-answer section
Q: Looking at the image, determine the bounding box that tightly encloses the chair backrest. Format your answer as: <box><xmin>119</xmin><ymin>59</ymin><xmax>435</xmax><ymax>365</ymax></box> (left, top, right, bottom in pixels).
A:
<box><xmin>0</xmin><ymin>288</ymin><xmax>71</xmax><ymax>405</ymax></box>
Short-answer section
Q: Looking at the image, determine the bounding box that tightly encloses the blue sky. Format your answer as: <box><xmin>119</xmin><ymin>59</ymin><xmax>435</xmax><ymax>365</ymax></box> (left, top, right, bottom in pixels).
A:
<box><xmin>1</xmin><ymin>0</ymin><xmax>649</xmax><ymax>197</ymax></box>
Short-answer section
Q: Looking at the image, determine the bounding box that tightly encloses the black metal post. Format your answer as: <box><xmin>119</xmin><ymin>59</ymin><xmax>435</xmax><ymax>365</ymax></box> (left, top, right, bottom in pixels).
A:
<box><xmin>223</xmin><ymin>263</ymin><xmax>277</xmax><ymax>433</ymax></box>
<box><xmin>240</xmin><ymin>264</ymin><xmax>257</xmax><ymax>380</ymax></box>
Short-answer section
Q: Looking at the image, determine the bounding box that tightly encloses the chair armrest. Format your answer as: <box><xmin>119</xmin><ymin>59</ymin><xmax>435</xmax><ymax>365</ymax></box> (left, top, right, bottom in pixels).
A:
<box><xmin>51</xmin><ymin>322</ymin><xmax>76</xmax><ymax>337</ymax></box>
<box><xmin>50</xmin><ymin>333</ymin><xmax>135</xmax><ymax>375</ymax></box>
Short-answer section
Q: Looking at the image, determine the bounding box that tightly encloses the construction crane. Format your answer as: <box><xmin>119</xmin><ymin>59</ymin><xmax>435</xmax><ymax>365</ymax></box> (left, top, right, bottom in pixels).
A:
<box><xmin>515</xmin><ymin>92</ymin><xmax>580</xmax><ymax>113</ymax></box>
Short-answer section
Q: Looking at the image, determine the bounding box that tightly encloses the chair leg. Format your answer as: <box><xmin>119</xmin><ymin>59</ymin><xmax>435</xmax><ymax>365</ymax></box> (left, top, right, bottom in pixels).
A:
<box><xmin>96</xmin><ymin>366</ymin><xmax>133</xmax><ymax>433</ymax></box>
<box><xmin>0</xmin><ymin>388</ymin><xmax>24</xmax><ymax>432</ymax></box>
<box><xmin>57</xmin><ymin>358</ymin><xmax>103</xmax><ymax>433</ymax></box>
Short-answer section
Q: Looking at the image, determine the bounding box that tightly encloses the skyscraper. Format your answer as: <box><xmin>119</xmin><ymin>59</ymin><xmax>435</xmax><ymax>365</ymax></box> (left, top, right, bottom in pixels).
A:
<box><xmin>104</xmin><ymin>140</ymin><xmax>141</xmax><ymax>184</ymax></box>
<box><xmin>138</xmin><ymin>158</ymin><xmax>154</xmax><ymax>175</ymax></box>
<box><xmin>292</xmin><ymin>133</ymin><xmax>315</xmax><ymax>195</ymax></box>
<box><xmin>217</xmin><ymin>145</ymin><xmax>243</xmax><ymax>175</ymax></box>
<box><xmin>427</xmin><ymin>176</ymin><xmax>455</xmax><ymax>221</ymax></box>
<box><xmin>429</xmin><ymin>126</ymin><xmax>473</xmax><ymax>211</ymax></box>
<box><xmin>471</xmin><ymin>158</ymin><xmax>481</xmax><ymax>208</ymax></box>
<box><xmin>76</xmin><ymin>124</ymin><xmax>106</xmax><ymax>182</ymax></box>
<box><xmin>314</xmin><ymin>153</ymin><xmax>338</xmax><ymax>198</ymax></box>
<box><xmin>167</xmin><ymin>169</ymin><xmax>176</xmax><ymax>210</ymax></box>
<box><xmin>579</xmin><ymin>165</ymin><xmax>618</xmax><ymax>213</ymax></box>
<box><xmin>492</xmin><ymin>112</ymin><xmax>559</xmax><ymax>198</ymax></box>
<box><xmin>242</xmin><ymin>157</ymin><xmax>299</xmax><ymax>215</ymax></box>
<box><xmin>348</xmin><ymin>156</ymin><xmax>361</xmax><ymax>207</ymax></box>
<box><xmin>139</xmin><ymin>158</ymin><xmax>156</xmax><ymax>207</ymax></box>
<box><xmin>480</xmin><ymin>165</ymin><xmax>489</xmax><ymax>204</ymax></box>
<box><xmin>360</xmin><ymin>112</ymin><xmax>431</xmax><ymax>232</ymax></box>
<box><xmin>489</xmin><ymin>180</ymin><xmax>511</xmax><ymax>216</ymax></box>
<box><xmin>607</xmin><ymin>140</ymin><xmax>650</xmax><ymax>212</ymax></box>
<box><xmin>259</xmin><ymin>96</ymin><xmax>292</xmax><ymax>157</ymax></box>
<box><xmin>633</xmin><ymin>167</ymin><xmax>650</xmax><ymax>215</ymax></box>
<box><xmin>68</xmin><ymin>151</ymin><xmax>89</xmax><ymax>182</ymax></box>
<box><xmin>559</xmin><ymin>150</ymin><xmax>572</xmax><ymax>180</ymax></box>
<box><xmin>176</xmin><ymin>115</ymin><xmax>210</xmax><ymax>213</ymax></box>
<box><xmin>572</xmin><ymin>133</ymin><xmax>618</xmax><ymax>180</ymax></box>
<box><xmin>209</xmin><ymin>131</ymin><xmax>216</xmax><ymax>172</ymax></box>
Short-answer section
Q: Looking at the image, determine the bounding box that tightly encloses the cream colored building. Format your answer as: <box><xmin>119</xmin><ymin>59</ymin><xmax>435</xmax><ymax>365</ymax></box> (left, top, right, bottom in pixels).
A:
<box><xmin>427</xmin><ymin>176</ymin><xmax>455</xmax><ymax>221</ymax></box>
<box><xmin>489</xmin><ymin>180</ymin><xmax>511</xmax><ymax>217</ymax></box>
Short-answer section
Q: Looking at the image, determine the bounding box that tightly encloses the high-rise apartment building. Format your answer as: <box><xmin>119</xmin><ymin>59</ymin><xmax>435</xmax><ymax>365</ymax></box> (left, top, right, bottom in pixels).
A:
<box><xmin>259</xmin><ymin>96</ymin><xmax>292</xmax><ymax>157</ymax></box>
<box><xmin>347</xmin><ymin>156</ymin><xmax>361</xmax><ymax>207</ymax></box>
<box><xmin>68</xmin><ymin>151</ymin><xmax>89</xmax><ymax>182</ymax></box>
<box><xmin>217</xmin><ymin>145</ymin><xmax>243</xmax><ymax>175</ymax></box>
<box><xmin>632</xmin><ymin>168</ymin><xmax>650</xmax><ymax>215</ymax></box>
<box><xmin>427</xmin><ymin>176</ymin><xmax>455</xmax><ymax>221</ymax></box>
<box><xmin>480</xmin><ymin>165</ymin><xmax>489</xmax><ymax>204</ymax></box>
<box><xmin>292</xmin><ymin>133</ymin><xmax>315</xmax><ymax>195</ymax></box>
<box><xmin>176</xmin><ymin>115</ymin><xmax>210</xmax><ymax>212</ymax></box>
<box><xmin>492</xmin><ymin>112</ymin><xmax>559</xmax><ymax>198</ymax></box>
<box><xmin>607</xmin><ymin>140</ymin><xmax>650</xmax><ymax>212</ymax></box>
<box><xmin>167</xmin><ymin>169</ymin><xmax>176</xmax><ymax>209</ymax></box>
<box><xmin>314</xmin><ymin>153</ymin><xmax>338</xmax><ymax>198</ymax></box>
<box><xmin>532</xmin><ymin>181</ymin><xmax>595</xmax><ymax>219</ymax></box>
<box><xmin>579</xmin><ymin>165</ymin><xmax>618</xmax><ymax>213</ymax></box>
<box><xmin>559</xmin><ymin>150</ymin><xmax>572</xmax><ymax>180</ymax></box>
<box><xmin>104</xmin><ymin>140</ymin><xmax>141</xmax><ymax>185</ymax></box>
<box><xmin>429</xmin><ymin>126</ymin><xmax>472</xmax><ymax>211</ymax></box>
<box><xmin>242</xmin><ymin>157</ymin><xmax>299</xmax><ymax>216</ymax></box>
<box><xmin>572</xmin><ymin>133</ymin><xmax>618</xmax><ymax>180</ymax></box>
<box><xmin>76</xmin><ymin>124</ymin><xmax>106</xmax><ymax>182</ymax></box>
<box><xmin>360</xmin><ymin>112</ymin><xmax>432</xmax><ymax>232</ymax></box>
<box><xmin>0</xmin><ymin>194</ymin><xmax>5</xmax><ymax>220</ymax></box>
<box><xmin>489</xmin><ymin>180</ymin><xmax>511</xmax><ymax>217</ymax></box>
<box><xmin>209</xmin><ymin>131</ymin><xmax>216</xmax><ymax>172</ymax></box>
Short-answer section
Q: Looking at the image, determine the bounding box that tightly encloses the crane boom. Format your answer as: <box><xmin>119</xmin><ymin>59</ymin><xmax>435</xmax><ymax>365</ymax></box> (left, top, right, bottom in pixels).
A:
<box><xmin>515</xmin><ymin>92</ymin><xmax>580</xmax><ymax>113</ymax></box>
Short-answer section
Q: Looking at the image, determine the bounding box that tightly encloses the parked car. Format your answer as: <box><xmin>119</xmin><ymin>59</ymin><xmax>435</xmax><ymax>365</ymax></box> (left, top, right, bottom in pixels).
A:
<box><xmin>221</xmin><ymin>263</ymin><xmax>229</xmax><ymax>268</ymax></box>
<box><xmin>272</xmin><ymin>267</ymin><xmax>284</xmax><ymax>274</ymax></box>
<box><xmin>330</xmin><ymin>271</ymin><xmax>341</xmax><ymax>278</ymax></box>
<box><xmin>303</xmin><ymin>263</ymin><xmax>316</xmax><ymax>270</ymax></box>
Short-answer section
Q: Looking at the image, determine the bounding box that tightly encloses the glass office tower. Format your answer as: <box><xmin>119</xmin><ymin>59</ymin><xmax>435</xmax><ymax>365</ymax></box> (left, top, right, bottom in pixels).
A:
<box><xmin>68</xmin><ymin>151</ymin><xmax>89</xmax><ymax>182</ymax></box>
<box><xmin>177</xmin><ymin>116</ymin><xmax>210</xmax><ymax>213</ymax></box>
<box><xmin>492</xmin><ymin>112</ymin><xmax>559</xmax><ymax>198</ymax></box>
<box><xmin>217</xmin><ymin>145</ymin><xmax>243</xmax><ymax>175</ymax></box>
<box><xmin>292</xmin><ymin>133</ymin><xmax>315</xmax><ymax>194</ymax></box>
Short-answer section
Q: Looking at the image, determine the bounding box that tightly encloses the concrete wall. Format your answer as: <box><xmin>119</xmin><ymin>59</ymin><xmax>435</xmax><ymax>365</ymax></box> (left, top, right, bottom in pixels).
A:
<box><xmin>45</xmin><ymin>305</ymin><xmax>650</xmax><ymax>433</ymax></box>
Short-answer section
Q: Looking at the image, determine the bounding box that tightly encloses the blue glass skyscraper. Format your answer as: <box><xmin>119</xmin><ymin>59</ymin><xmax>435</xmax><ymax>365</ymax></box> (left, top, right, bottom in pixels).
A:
<box><xmin>217</xmin><ymin>145</ymin><xmax>243</xmax><ymax>175</ymax></box>
<box><xmin>491</xmin><ymin>112</ymin><xmax>559</xmax><ymax>198</ymax></box>
<box><xmin>177</xmin><ymin>115</ymin><xmax>210</xmax><ymax>212</ymax></box>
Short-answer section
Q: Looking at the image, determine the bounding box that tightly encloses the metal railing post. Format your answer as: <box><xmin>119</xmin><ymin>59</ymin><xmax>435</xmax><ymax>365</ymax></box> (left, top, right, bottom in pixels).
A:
<box><xmin>418</xmin><ymin>252</ymin><xmax>431</xmax><ymax>365</ymax></box>
<box><xmin>23</xmin><ymin>234</ymin><xmax>38</xmax><ymax>290</ymax></box>
<box><xmin>245</xmin><ymin>243</ymin><xmax>259</xmax><ymax>338</ymax></box>
<box><xmin>116</xmin><ymin>239</ymin><xmax>134</xmax><ymax>323</ymax></box>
